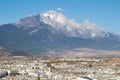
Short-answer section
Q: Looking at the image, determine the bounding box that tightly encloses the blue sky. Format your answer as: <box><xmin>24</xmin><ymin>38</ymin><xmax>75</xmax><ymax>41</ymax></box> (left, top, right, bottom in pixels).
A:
<box><xmin>0</xmin><ymin>0</ymin><xmax>120</xmax><ymax>34</ymax></box>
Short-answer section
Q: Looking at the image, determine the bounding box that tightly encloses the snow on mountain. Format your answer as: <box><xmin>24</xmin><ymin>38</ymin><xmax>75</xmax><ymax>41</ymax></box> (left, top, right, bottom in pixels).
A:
<box><xmin>15</xmin><ymin>10</ymin><xmax>120</xmax><ymax>39</ymax></box>
<box><xmin>40</xmin><ymin>10</ymin><xmax>118</xmax><ymax>39</ymax></box>
<box><xmin>29</xmin><ymin>29</ymin><xmax>39</xmax><ymax>35</ymax></box>
<box><xmin>15</xmin><ymin>15</ymin><xmax>40</xmax><ymax>28</ymax></box>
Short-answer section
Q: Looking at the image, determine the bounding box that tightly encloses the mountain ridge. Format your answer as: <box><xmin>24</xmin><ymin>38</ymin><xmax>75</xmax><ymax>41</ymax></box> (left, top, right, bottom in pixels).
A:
<box><xmin>0</xmin><ymin>10</ymin><xmax>120</xmax><ymax>55</ymax></box>
<box><xmin>15</xmin><ymin>10</ymin><xmax>120</xmax><ymax>39</ymax></box>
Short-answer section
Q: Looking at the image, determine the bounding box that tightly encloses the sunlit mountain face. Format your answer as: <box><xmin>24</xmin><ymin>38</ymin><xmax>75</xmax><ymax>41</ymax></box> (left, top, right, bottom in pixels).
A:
<box><xmin>0</xmin><ymin>10</ymin><xmax>120</xmax><ymax>55</ymax></box>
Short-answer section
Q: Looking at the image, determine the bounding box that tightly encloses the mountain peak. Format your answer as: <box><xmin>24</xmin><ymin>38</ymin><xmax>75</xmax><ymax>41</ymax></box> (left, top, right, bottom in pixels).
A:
<box><xmin>14</xmin><ymin>10</ymin><xmax>120</xmax><ymax>39</ymax></box>
<box><xmin>40</xmin><ymin>10</ymin><xmax>67</xmax><ymax>24</ymax></box>
<box><xmin>39</xmin><ymin>10</ymin><xmax>110</xmax><ymax>38</ymax></box>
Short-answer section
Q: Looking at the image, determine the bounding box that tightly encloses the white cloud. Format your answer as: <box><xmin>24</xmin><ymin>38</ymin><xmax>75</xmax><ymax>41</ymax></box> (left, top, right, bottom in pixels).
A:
<box><xmin>57</xmin><ymin>8</ymin><xmax>64</xmax><ymax>11</ymax></box>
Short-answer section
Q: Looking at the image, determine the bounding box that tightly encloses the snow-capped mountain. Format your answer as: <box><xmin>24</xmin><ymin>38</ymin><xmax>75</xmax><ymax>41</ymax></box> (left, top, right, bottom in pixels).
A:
<box><xmin>0</xmin><ymin>10</ymin><xmax>120</xmax><ymax>55</ymax></box>
<box><xmin>40</xmin><ymin>10</ymin><xmax>107</xmax><ymax>38</ymax></box>
<box><xmin>16</xmin><ymin>10</ymin><xmax>120</xmax><ymax>39</ymax></box>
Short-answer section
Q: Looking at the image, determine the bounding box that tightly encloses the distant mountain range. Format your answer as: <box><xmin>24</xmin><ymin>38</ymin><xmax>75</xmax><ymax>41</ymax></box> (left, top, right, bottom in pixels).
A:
<box><xmin>0</xmin><ymin>10</ymin><xmax>120</xmax><ymax>56</ymax></box>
